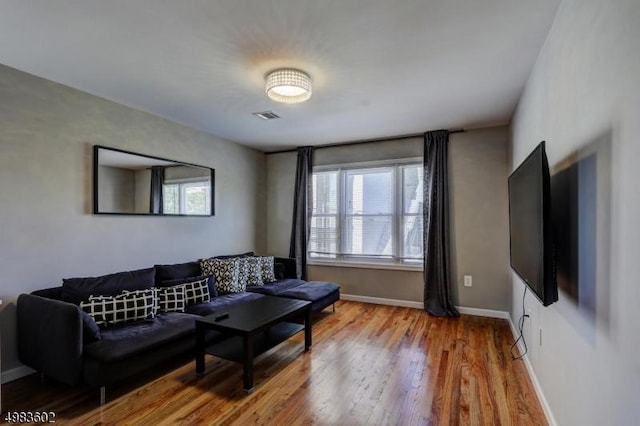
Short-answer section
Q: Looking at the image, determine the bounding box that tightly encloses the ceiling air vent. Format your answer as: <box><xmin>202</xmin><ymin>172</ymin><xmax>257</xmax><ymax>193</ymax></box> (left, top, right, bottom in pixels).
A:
<box><xmin>252</xmin><ymin>110</ymin><xmax>281</xmax><ymax>120</ymax></box>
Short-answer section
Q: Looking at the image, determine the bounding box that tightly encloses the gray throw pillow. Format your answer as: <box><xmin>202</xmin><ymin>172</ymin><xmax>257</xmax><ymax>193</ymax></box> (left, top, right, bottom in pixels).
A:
<box><xmin>258</xmin><ymin>256</ymin><xmax>276</xmax><ymax>283</ymax></box>
<box><xmin>245</xmin><ymin>256</ymin><xmax>263</xmax><ymax>286</ymax></box>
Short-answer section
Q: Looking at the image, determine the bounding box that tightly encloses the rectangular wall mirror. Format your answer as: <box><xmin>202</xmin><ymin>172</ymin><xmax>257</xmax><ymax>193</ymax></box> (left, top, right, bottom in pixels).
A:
<box><xmin>93</xmin><ymin>145</ymin><xmax>215</xmax><ymax>216</ymax></box>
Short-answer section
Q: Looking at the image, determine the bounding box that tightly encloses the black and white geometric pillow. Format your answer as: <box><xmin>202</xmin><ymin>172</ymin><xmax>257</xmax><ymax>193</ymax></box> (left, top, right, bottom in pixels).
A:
<box><xmin>258</xmin><ymin>256</ymin><xmax>276</xmax><ymax>283</ymax></box>
<box><xmin>80</xmin><ymin>289</ymin><xmax>156</xmax><ymax>327</ymax></box>
<box><xmin>156</xmin><ymin>286</ymin><xmax>186</xmax><ymax>313</ymax></box>
<box><xmin>201</xmin><ymin>257</ymin><xmax>242</xmax><ymax>294</ymax></box>
<box><xmin>179</xmin><ymin>277</ymin><xmax>211</xmax><ymax>305</ymax></box>
<box><xmin>245</xmin><ymin>256</ymin><xmax>263</xmax><ymax>286</ymax></box>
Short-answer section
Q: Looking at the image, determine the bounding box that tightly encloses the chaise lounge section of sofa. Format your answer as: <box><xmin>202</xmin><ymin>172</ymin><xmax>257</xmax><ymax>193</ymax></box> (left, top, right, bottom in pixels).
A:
<box><xmin>17</xmin><ymin>255</ymin><xmax>339</xmax><ymax>405</ymax></box>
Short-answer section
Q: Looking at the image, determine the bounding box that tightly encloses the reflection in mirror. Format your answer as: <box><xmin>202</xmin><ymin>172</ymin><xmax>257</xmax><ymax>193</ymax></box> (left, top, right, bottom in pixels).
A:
<box><xmin>93</xmin><ymin>145</ymin><xmax>215</xmax><ymax>216</ymax></box>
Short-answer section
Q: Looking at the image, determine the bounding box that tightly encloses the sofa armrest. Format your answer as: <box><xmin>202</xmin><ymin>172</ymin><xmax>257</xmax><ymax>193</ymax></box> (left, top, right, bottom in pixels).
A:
<box><xmin>274</xmin><ymin>257</ymin><xmax>297</xmax><ymax>279</ymax></box>
<box><xmin>17</xmin><ymin>294</ymin><xmax>84</xmax><ymax>385</ymax></box>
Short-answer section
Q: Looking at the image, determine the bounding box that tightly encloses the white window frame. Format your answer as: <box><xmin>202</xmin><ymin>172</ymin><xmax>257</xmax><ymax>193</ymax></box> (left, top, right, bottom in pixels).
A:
<box><xmin>163</xmin><ymin>177</ymin><xmax>211</xmax><ymax>215</ymax></box>
<box><xmin>308</xmin><ymin>158</ymin><xmax>423</xmax><ymax>271</ymax></box>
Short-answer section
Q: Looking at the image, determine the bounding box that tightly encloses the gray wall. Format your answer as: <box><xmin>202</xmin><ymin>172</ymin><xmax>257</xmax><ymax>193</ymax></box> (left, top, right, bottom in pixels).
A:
<box><xmin>266</xmin><ymin>128</ymin><xmax>510</xmax><ymax>310</ymax></box>
<box><xmin>99</xmin><ymin>165</ymin><xmax>135</xmax><ymax>213</ymax></box>
<box><xmin>0</xmin><ymin>64</ymin><xmax>266</xmax><ymax>374</ymax></box>
<box><xmin>134</xmin><ymin>168</ymin><xmax>151</xmax><ymax>213</ymax></box>
<box><xmin>450</xmin><ymin>127</ymin><xmax>510</xmax><ymax>311</ymax></box>
<box><xmin>314</xmin><ymin>137</ymin><xmax>423</xmax><ymax>165</ymax></box>
<box><xmin>266</xmin><ymin>151</ymin><xmax>297</xmax><ymax>258</ymax></box>
<box><xmin>510</xmin><ymin>0</ymin><xmax>640</xmax><ymax>424</ymax></box>
<box><xmin>164</xmin><ymin>165</ymin><xmax>209</xmax><ymax>181</ymax></box>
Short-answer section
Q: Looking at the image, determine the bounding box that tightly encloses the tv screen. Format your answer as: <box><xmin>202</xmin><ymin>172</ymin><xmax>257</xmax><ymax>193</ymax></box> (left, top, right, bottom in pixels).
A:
<box><xmin>508</xmin><ymin>141</ymin><xmax>558</xmax><ymax>306</ymax></box>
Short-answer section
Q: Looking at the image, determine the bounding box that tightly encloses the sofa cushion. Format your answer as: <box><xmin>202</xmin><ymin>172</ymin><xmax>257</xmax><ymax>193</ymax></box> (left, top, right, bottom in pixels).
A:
<box><xmin>246</xmin><ymin>278</ymin><xmax>307</xmax><ymax>296</ymax></box>
<box><xmin>274</xmin><ymin>257</ymin><xmax>297</xmax><ymax>280</ymax></box>
<box><xmin>80</xmin><ymin>289</ymin><xmax>157</xmax><ymax>327</ymax></box>
<box><xmin>154</xmin><ymin>262</ymin><xmax>201</xmax><ymax>285</ymax></box>
<box><xmin>84</xmin><ymin>312</ymin><xmax>199</xmax><ymax>363</ymax></box>
<box><xmin>185</xmin><ymin>292</ymin><xmax>264</xmax><ymax>317</ymax></box>
<box><xmin>32</xmin><ymin>287</ymin><xmax>63</xmax><ymax>300</ymax></box>
<box><xmin>274</xmin><ymin>262</ymin><xmax>285</xmax><ymax>280</ymax></box>
<box><xmin>62</xmin><ymin>268</ymin><xmax>155</xmax><ymax>305</ymax></box>
<box><xmin>279</xmin><ymin>281</ymin><xmax>340</xmax><ymax>300</ymax></box>
<box><xmin>278</xmin><ymin>281</ymin><xmax>341</xmax><ymax>312</ymax></box>
<box><xmin>305</xmin><ymin>288</ymin><xmax>341</xmax><ymax>313</ymax></box>
<box><xmin>156</xmin><ymin>286</ymin><xmax>186</xmax><ymax>313</ymax></box>
<box><xmin>213</xmin><ymin>251</ymin><xmax>254</xmax><ymax>260</ymax></box>
<box><xmin>201</xmin><ymin>258</ymin><xmax>242</xmax><ymax>294</ymax></box>
<box><xmin>81</xmin><ymin>310</ymin><xmax>102</xmax><ymax>342</ymax></box>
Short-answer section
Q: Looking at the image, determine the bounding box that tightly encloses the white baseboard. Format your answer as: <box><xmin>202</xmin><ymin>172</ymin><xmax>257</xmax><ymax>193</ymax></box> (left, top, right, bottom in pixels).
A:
<box><xmin>507</xmin><ymin>317</ymin><xmax>557</xmax><ymax>426</ymax></box>
<box><xmin>341</xmin><ymin>294</ymin><xmax>510</xmax><ymax>320</ymax></box>
<box><xmin>1</xmin><ymin>365</ymin><xmax>36</xmax><ymax>384</ymax></box>
<box><xmin>341</xmin><ymin>294</ymin><xmax>423</xmax><ymax>309</ymax></box>
<box><xmin>456</xmin><ymin>306</ymin><xmax>510</xmax><ymax>319</ymax></box>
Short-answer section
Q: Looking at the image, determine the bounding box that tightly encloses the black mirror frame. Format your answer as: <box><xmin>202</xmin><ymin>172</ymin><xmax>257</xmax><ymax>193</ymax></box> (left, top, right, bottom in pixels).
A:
<box><xmin>93</xmin><ymin>145</ymin><xmax>215</xmax><ymax>216</ymax></box>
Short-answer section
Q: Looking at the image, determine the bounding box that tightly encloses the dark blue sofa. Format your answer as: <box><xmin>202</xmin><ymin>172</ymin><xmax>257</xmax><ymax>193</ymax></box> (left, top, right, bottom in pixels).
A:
<box><xmin>16</xmin><ymin>256</ymin><xmax>339</xmax><ymax>405</ymax></box>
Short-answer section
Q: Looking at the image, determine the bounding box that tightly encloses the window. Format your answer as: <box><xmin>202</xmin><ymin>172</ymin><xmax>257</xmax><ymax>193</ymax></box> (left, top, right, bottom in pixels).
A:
<box><xmin>163</xmin><ymin>179</ymin><xmax>211</xmax><ymax>215</ymax></box>
<box><xmin>309</xmin><ymin>160</ymin><xmax>423</xmax><ymax>266</ymax></box>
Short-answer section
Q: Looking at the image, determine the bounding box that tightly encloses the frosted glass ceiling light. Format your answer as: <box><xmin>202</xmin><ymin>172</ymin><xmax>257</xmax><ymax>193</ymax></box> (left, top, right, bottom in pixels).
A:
<box><xmin>265</xmin><ymin>69</ymin><xmax>312</xmax><ymax>104</ymax></box>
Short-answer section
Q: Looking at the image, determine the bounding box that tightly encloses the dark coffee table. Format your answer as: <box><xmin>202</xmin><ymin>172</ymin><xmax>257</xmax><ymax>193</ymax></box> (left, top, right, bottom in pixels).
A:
<box><xmin>195</xmin><ymin>295</ymin><xmax>312</xmax><ymax>392</ymax></box>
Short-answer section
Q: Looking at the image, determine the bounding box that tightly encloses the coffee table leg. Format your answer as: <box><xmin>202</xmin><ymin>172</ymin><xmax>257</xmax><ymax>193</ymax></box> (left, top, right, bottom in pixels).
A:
<box><xmin>243</xmin><ymin>335</ymin><xmax>254</xmax><ymax>393</ymax></box>
<box><xmin>195</xmin><ymin>323</ymin><xmax>205</xmax><ymax>376</ymax></box>
<box><xmin>304</xmin><ymin>308</ymin><xmax>312</xmax><ymax>351</ymax></box>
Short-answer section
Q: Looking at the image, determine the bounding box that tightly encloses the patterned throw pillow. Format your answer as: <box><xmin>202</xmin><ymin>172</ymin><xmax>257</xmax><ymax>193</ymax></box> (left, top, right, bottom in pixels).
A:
<box><xmin>201</xmin><ymin>257</ymin><xmax>242</xmax><ymax>294</ymax></box>
<box><xmin>245</xmin><ymin>256</ymin><xmax>263</xmax><ymax>286</ymax></box>
<box><xmin>236</xmin><ymin>257</ymin><xmax>248</xmax><ymax>289</ymax></box>
<box><xmin>80</xmin><ymin>289</ymin><xmax>156</xmax><ymax>327</ymax></box>
<box><xmin>258</xmin><ymin>256</ymin><xmax>276</xmax><ymax>283</ymax></box>
<box><xmin>200</xmin><ymin>257</ymin><xmax>216</xmax><ymax>276</ymax></box>
<box><xmin>178</xmin><ymin>277</ymin><xmax>211</xmax><ymax>305</ymax></box>
<box><xmin>156</xmin><ymin>286</ymin><xmax>186</xmax><ymax>313</ymax></box>
<box><xmin>160</xmin><ymin>274</ymin><xmax>217</xmax><ymax>299</ymax></box>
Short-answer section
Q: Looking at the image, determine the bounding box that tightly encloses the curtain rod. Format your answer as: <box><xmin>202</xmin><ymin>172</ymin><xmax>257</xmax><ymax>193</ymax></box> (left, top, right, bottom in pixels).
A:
<box><xmin>266</xmin><ymin>129</ymin><xmax>465</xmax><ymax>155</ymax></box>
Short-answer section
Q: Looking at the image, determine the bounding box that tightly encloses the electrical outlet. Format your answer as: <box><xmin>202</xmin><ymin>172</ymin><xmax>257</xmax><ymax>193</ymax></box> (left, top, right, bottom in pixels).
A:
<box><xmin>464</xmin><ymin>275</ymin><xmax>472</xmax><ymax>287</ymax></box>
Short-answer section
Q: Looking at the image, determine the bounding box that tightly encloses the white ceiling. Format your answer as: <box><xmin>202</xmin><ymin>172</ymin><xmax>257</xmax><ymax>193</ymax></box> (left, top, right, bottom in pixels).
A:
<box><xmin>98</xmin><ymin>148</ymin><xmax>175</xmax><ymax>170</ymax></box>
<box><xmin>0</xmin><ymin>0</ymin><xmax>559</xmax><ymax>152</ymax></box>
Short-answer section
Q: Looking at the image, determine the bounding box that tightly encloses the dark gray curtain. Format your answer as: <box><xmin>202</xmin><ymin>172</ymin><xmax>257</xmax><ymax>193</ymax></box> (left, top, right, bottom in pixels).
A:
<box><xmin>150</xmin><ymin>166</ymin><xmax>165</xmax><ymax>215</ymax></box>
<box><xmin>289</xmin><ymin>146</ymin><xmax>314</xmax><ymax>280</ymax></box>
<box><xmin>423</xmin><ymin>130</ymin><xmax>459</xmax><ymax>317</ymax></box>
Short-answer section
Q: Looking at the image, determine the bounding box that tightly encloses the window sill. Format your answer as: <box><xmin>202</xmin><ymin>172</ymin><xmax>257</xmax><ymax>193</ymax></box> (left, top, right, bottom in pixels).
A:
<box><xmin>307</xmin><ymin>260</ymin><xmax>423</xmax><ymax>272</ymax></box>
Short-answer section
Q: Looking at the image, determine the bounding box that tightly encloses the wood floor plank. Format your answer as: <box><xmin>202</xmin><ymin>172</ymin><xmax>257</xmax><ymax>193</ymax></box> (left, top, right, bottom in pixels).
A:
<box><xmin>2</xmin><ymin>301</ymin><xmax>547</xmax><ymax>425</ymax></box>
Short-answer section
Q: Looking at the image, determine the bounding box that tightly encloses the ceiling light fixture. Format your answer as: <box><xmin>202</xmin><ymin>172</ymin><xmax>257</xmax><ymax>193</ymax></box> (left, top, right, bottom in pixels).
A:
<box><xmin>265</xmin><ymin>68</ymin><xmax>312</xmax><ymax>104</ymax></box>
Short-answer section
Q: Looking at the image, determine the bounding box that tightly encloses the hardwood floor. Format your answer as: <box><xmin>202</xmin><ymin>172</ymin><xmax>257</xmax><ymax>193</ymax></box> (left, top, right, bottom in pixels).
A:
<box><xmin>2</xmin><ymin>301</ymin><xmax>546</xmax><ymax>425</ymax></box>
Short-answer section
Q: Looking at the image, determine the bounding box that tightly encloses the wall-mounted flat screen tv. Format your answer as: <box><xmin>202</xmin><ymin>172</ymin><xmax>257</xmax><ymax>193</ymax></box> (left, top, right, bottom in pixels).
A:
<box><xmin>508</xmin><ymin>141</ymin><xmax>558</xmax><ymax>306</ymax></box>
